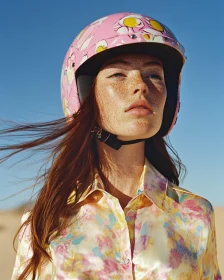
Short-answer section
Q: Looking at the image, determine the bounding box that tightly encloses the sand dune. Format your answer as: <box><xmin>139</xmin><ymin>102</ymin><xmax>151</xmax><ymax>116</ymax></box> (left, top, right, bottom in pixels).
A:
<box><xmin>1</xmin><ymin>207</ymin><xmax>223</xmax><ymax>279</ymax></box>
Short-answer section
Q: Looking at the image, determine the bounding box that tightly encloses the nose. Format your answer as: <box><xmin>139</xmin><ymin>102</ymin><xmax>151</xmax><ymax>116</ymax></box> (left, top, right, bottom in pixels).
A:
<box><xmin>132</xmin><ymin>75</ymin><xmax>149</xmax><ymax>96</ymax></box>
<box><xmin>133</xmin><ymin>83</ymin><xmax>149</xmax><ymax>95</ymax></box>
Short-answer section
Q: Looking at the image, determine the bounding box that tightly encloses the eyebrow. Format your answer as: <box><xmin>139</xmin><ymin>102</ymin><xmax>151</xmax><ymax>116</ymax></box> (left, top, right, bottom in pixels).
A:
<box><xmin>103</xmin><ymin>59</ymin><xmax>163</xmax><ymax>68</ymax></box>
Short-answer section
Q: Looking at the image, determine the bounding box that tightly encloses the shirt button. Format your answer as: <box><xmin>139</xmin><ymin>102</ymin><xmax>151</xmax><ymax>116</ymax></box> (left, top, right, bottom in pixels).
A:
<box><xmin>123</xmin><ymin>258</ymin><xmax>130</xmax><ymax>264</ymax></box>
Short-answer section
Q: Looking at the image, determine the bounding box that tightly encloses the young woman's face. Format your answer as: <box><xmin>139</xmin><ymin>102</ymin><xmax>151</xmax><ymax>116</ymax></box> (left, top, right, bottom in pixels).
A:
<box><xmin>95</xmin><ymin>53</ymin><xmax>167</xmax><ymax>141</ymax></box>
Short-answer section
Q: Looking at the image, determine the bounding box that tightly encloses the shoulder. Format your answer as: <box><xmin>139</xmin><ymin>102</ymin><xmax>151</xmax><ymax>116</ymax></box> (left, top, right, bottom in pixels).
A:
<box><xmin>15</xmin><ymin>212</ymin><xmax>33</xmax><ymax>262</ymax></box>
<box><xmin>21</xmin><ymin>211</ymin><xmax>31</xmax><ymax>223</ymax></box>
<box><xmin>18</xmin><ymin>212</ymin><xmax>31</xmax><ymax>242</ymax></box>
<box><xmin>167</xmin><ymin>182</ymin><xmax>214</xmax><ymax>218</ymax></box>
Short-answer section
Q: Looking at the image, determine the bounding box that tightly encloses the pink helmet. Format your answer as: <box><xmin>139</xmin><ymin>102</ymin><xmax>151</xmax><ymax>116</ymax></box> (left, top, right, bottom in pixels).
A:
<box><xmin>61</xmin><ymin>12</ymin><xmax>186</xmax><ymax>136</ymax></box>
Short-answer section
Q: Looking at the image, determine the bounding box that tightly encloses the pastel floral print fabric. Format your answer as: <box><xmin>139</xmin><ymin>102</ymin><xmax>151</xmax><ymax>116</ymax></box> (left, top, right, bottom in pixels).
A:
<box><xmin>12</xmin><ymin>159</ymin><xmax>221</xmax><ymax>279</ymax></box>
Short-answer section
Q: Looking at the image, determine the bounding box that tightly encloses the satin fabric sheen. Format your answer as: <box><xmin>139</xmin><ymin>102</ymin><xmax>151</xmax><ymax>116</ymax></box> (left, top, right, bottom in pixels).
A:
<box><xmin>12</xmin><ymin>159</ymin><xmax>221</xmax><ymax>279</ymax></box>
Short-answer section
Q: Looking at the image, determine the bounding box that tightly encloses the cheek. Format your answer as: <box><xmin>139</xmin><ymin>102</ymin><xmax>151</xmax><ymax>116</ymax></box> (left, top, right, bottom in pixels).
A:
<box><xmin>95</xmin><ymin>77</ymin><xmax>129</xmax><ymax>106</ymax></box>
<box><xmin>148</xmin><ymin>84</ymin><xmax>167</xmax><ymax>112</ymax></box>
<box><xmin>154</xmin><ymin>93</ymin><xmax>166</xmax><ymax>110</ymax></box>
<box><xmin>95</xmin><ymin>83</ymin><xmax>125</xmax><ymax>124</ymax></box>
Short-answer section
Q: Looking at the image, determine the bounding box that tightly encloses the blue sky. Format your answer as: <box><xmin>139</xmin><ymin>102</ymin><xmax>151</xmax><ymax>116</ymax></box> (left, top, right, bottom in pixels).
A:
<box><xmin>0</xmin><ymin>0</ymin><xmax>223</xmax><ymax>209</ymax></box>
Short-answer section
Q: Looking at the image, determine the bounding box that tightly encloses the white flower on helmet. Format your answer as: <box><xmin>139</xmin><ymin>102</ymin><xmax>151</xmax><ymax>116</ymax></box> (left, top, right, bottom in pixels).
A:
<box><xmin>114</xmin><ymin>14</ymin><xmax>144</xmax><ymax>35</ymax></box>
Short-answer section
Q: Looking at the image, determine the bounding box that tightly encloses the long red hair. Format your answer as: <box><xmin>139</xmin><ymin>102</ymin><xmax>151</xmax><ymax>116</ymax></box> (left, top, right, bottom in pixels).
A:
<box><xmin>1</xmin><ymin>87</ymin><xmax>186</xmax><ymax>279</ymax></box>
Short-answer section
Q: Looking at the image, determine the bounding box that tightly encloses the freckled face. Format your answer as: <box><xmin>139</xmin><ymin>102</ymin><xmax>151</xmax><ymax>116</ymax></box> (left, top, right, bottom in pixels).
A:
<box><xmin>95</xmin><ymin>53</ymin><xmax>167</xmax><ymax>141</ymax></box>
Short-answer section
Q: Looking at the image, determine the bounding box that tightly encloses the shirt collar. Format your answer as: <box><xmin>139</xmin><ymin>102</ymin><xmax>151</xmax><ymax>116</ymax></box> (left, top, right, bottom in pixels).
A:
<box><xmin>68</xmin><ymin>158</ymin><xmax>168</xmax><ymax>210</ymax></box>
<box><xmin>138</xmin><ymin>158</ymin><xmax>168</xmax><ymax>210</ymax></box>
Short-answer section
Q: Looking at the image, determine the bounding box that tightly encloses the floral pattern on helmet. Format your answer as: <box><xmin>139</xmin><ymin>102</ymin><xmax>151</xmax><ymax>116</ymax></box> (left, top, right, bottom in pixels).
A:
<box><xmin>61</xmin><ymin>12</ymin><xmax>185</xmax><ymax>127</ymax></box>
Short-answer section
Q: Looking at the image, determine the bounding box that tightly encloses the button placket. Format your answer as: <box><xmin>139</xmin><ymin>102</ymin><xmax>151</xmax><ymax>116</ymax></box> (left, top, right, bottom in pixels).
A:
<box><xmin>111</xmin><ymin>197</ymin><xmax>132</xmax><ymax>273</ymax></box>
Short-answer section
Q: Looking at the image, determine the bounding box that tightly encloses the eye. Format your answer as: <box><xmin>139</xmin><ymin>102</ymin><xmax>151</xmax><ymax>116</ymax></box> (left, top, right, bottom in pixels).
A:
<box><xmin>109</xmin><ymin>73</ymin><xmax>125</xmax><ymax>78</ymax></box>
<box><xmin>148</xmin><ymin>74</ymin><xmax>163</xmax><ymax>80</ymax></box>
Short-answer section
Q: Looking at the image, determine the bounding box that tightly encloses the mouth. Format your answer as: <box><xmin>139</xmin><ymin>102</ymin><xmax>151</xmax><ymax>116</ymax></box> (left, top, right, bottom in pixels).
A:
<box><xmin>125</xmin><ymin>100</ymin><xmax>154</xmax><ymax>115</ymax></box>
<box><xmin>126</xmin><ymin>107</ymin><xmax>153</xmax><ymax>116</ymax></box>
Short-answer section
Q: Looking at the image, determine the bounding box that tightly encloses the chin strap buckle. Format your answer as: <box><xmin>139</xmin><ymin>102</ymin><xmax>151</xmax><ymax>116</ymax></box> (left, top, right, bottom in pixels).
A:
<box><xmin>91</xmin><ymin>125</ymin><xmax>102</xmax><ymax>139</ymax></box>
<box><xmin>91</xmin><ymin>124</ymin><xmax>146</xmax><ymax>150</ymax></box>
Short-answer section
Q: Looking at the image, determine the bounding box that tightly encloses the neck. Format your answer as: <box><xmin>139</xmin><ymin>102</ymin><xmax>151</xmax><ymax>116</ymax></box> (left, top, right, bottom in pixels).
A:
<box><xmin>97</xmin><ymin>140</ymin><xmax>145</xmax><ymax>203</ymax></box>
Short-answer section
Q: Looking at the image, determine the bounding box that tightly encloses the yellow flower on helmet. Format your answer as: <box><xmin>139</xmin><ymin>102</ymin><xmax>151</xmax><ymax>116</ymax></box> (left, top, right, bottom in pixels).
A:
<box><xmin>95</xmin><ymin>40</ymin><xmax>108</xmax><ymax>53</ymax></box>
<box><xmin>149</xmin><ymin>20</ymin><xmax>164</xmax><ymax>32</ymax></box>
<box><xmin>123</xmin><ymin>17</ymin><xmax>141</xmax><ymax>28</ymax></box>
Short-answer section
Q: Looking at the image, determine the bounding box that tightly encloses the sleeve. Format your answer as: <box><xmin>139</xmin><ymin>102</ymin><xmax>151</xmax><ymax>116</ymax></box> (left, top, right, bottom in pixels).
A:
<box><xmin>11</xmin><ymin>212</ymin><xmax>54</xmax><ymax>280</ymax></box>
<box><xmin>202</xmin><ymin>205</ymin><xmax>222</xmax><ymax>279</ymax></box>
<box><xmin>11</xmin><ymin>212</ymin><xmax>33</xmax><ymax>280</ymax></box>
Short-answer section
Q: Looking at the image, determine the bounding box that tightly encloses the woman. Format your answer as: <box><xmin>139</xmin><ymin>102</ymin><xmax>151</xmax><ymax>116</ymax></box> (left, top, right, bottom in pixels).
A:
<box><xmin>5</xmin><ymin>12</ymin><xmax>220</xmax><ymax>279</ymax></box>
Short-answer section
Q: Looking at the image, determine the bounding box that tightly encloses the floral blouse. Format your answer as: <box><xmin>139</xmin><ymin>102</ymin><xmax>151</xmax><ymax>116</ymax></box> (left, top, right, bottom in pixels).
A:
<box><xmin>12</xmin><ymin>159</ymin><xmax>221</xmax><ymax>279</ymax></box>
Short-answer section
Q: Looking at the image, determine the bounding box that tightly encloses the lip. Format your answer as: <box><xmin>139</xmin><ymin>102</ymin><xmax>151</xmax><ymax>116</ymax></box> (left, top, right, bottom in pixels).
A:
<box><xmin>125</xmin><ymin>100</ymin><xmax>154</xmax><ymax>114</ymax></box>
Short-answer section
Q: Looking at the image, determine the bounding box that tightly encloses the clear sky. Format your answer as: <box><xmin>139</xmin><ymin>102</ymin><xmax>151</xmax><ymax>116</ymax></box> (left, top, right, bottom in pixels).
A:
<box><xmin>0</xmin><ymin>0</ymin><xmax>223</xmax><ymax>209</ymax></box>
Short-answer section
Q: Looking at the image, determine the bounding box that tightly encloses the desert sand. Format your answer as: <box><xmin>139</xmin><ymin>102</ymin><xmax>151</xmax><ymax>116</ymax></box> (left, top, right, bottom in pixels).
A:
<box><xmin>1</xmin><ymin>207</ymin><xmax>223</xmax><ymax>279</ymax></box>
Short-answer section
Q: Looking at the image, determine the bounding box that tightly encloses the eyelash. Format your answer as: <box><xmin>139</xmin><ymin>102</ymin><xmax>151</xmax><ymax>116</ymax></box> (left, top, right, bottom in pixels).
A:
<box><xmin>110</xmin><ymin>73</ymin><xmax>124</xmax><ymax>77</ymax></box>
<box><xmin>109</xmin><ymin>73</ymin><xmax>162</xmax><ymax>80</ymax></box>
<box><xmin>148</xmin><ymin>74</ymin><xmax>163</xmax><ymax>80</ymax></box>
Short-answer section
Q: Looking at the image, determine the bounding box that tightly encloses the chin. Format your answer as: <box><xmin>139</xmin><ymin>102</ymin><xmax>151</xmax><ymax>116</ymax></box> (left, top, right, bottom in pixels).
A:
<box><xmin>105</xmin><ymin>120</ymin><xmax>162</xmax><ymax>140</ymax></box>
<box><xmin>118</xmin><ymin>128</ymin><xmax>159</xmax><ymax>141</ymax></box>
<box><xmin>124</xmin><ymin>122</ymin><xmax>160</xmax><ymax>139</ymax></box>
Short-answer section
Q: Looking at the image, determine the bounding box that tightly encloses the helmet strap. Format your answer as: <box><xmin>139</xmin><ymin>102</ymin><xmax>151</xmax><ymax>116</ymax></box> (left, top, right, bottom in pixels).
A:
<box><xmin>91</xmin><ymin>124</ymin><xmax>146</xmax><ymax>150</ymax></box>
